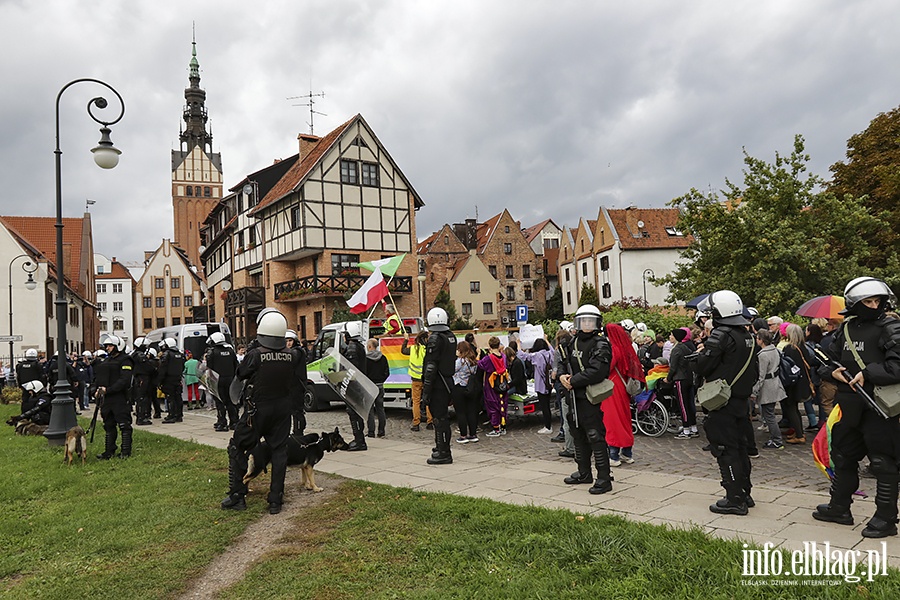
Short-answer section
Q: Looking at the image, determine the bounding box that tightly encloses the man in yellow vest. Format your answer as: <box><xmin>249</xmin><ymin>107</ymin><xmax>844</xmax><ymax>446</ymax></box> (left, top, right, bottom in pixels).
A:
<box><xmin>402</xmin><ymin>329</ymin><xmax>433</xmax><ymax>431</ymax></box>
<box><xmin>383</xmin><ymin>303</ymin><xmax>403</xmax><ymax>337</ymax></box>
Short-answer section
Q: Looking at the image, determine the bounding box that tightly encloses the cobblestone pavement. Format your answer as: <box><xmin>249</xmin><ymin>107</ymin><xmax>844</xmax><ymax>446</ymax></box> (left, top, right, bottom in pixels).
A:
<box><xmin>301</xmin><ymin>404</ymin><xmax>837</xmax><ymax>494</ymax></box>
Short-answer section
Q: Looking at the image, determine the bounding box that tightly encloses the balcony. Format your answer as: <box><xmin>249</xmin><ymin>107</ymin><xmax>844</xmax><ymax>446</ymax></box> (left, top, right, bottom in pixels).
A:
<box><xmin>275</xmin><ymin>274</ymin><xmax>413</xmax><ymax>302</ymax></box>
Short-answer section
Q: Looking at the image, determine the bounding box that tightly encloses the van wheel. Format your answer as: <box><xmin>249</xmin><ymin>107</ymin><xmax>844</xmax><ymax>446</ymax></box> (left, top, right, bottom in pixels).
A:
<box><xmin>303</xmin><ymin>388</ymin><xmax>319</xmax><ymax>412</ymax></box>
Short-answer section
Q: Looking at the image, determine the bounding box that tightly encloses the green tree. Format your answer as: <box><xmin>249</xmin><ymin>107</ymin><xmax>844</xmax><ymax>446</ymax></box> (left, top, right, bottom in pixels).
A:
<box><xmin>545</xmin><ymin>285</ymin><xmax>564</xmax><ymax>321</ymax></box>
<box><xmin>659</xmin><ymin>135</ymin><xmax>894</xmax><ymax>314</ymax></box>
<box><xmin>829</xmin><ymin>105</ymin><xmax>900</xmax><ymax>266</ymax></box>
<box><xmin>433</xmin><ymin>289</ymin><xmax>458</xmax><ymax>323</ymax></box>
<box><xmin>331</xmin><ymin>301</ymin><xmax>364</xmax><ymax>324</ymax></box>
<box><xmin>578</xmin><ymin>283</ymin><xmax>599</xmax><ymax>307</ymax></box>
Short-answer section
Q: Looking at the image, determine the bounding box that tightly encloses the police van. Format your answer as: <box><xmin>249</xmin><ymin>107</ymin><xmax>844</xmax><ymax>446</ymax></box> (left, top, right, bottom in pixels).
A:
<box><xmin>144</xmin><ymin>322</ymin><xmax>233</xmax><ymax>360</ymax></box>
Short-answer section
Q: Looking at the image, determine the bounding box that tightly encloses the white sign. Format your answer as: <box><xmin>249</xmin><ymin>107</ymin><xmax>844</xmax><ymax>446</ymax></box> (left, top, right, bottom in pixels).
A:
<box><xmin>0</xmin><ymin>335</ymin><xmax>23</xmax><ymax>343</ymax></box>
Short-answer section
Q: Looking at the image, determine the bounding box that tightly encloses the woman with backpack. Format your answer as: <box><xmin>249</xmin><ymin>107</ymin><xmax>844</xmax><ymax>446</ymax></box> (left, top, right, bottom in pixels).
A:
<box><xmin>453</xmin><ymin>341</ymin><xmax>481</xmax><ymax>443</ymax></box>
<box><xmin>478</xmin><ymin>337</ymin><xmax>509</xmax><ymax>437</ymax></box>
<box><xmin>782</xmin><ymin>324</ymin><xmax>814</xmax><ymax>444</ymax></box>
<box><xmin>522</xmin><ymin>338</ymin><xmax>556</xmax><ymax>434</ymax></box>
<box><xmin>751</xmin><ymin>329</ymin><xmax>787</xmax><ymax>449</ymax></box>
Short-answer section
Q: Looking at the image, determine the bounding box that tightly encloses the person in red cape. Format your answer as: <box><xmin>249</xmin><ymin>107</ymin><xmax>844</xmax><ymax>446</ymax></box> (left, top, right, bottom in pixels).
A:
<box><xmin>604</xmin><ymin>323</ymin><xmax>646</xmax><ymax>466</ymax></box>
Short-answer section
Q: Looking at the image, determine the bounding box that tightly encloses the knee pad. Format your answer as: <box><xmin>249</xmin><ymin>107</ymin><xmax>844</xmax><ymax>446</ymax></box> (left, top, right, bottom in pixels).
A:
<box><xmin>832</xmin><ymin>451</ymin><xmax>858</xmax><ymax>473</ymax></box>
<box><xmin>868</xmin><ymin>454</ymin><xmax>900</xmax><ymax>482</ymax></box>
<box><xmin>119</xmin><ymin>422</ymin><xmax>133</xmax><ymax>433</ymax></box>
<box><xmin>709</xmin><ymin>444</ymin><xmax>726</xmax><ymax>458</ymax></box>
<box><xmin>586</xmin><ymin>428</ymin><xmax>602</xmax><ymax>444</ymax></box>
<box><xmin>227</xmin><ymin>440</ymin><xmax>241</xmax><ymax>460</ymax></box>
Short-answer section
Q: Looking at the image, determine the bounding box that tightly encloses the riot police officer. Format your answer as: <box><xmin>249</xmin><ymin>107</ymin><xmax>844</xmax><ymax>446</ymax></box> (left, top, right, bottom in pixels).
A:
<box><xmin>421</xmin><ymin>307</ymin><xmax>458</xmax><ymax>465</ymax></box>
<box><xmin>94</xmin><ymin>335</ymin><xmax>135</xmax><ymax>459</ymax></box>
<box><xmin>159</xmin><ymin>338</ymin><xmax>186</xmax><ymax>424</ymax></box>
<box><xmin>7</xmin><ymin>380</ymin><xmax>52</xmax><ymax>426</ymax></box>
<box><xmin>132</xmin><ymin>339</ymin><xmax>158</xmax><ymax>426</ymax></box>
<box><xmin>342</xmin><ymin>331</ymin><xmax>369</xmax><ymax>451</ymax></box>
<box><xmin>221</xmin><ymin>310</ymin><xmax>307</xmax><ymax>514</ymax></box>
<box><xmin>285</xmin><ymin>329</ymin><xmax>308</xmax><ymax>436</ymax></box>
<box><xmin>559</xmin><ymin>304</ymin><xmax>615</xmax><ymax>495</ymax></box>
<box><xmin>206</xmin><ymin>332</ymin><xmax>239</xmax><ymax>432</ymax></box>
<box><xmin>15</xmin><ymin>348</ymin><xmax>46</xmax><ymax>393</ymax></box>
<box><xmin>695</xmin><ymin>290</ymin><xmax>758</xmax><ymax>515</ymax></box>
<box><xmin>813</xmin><ymin>277</ymin><xmax>900</xmax><ymax>538</ymax></box>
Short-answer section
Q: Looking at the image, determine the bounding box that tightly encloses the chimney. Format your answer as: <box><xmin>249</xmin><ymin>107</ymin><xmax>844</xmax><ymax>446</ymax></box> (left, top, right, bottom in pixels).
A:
<box><xmin>298</xmin><ymin>133</ymin><xmax>320</xmax><ymax>159</ymax></box>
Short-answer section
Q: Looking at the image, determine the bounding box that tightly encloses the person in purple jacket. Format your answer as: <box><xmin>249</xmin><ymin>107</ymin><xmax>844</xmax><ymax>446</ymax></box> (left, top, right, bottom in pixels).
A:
<box><xmin>522</xmin><ymin>337</ymin><xmax>555</xmax><ymax>434</ymax></box>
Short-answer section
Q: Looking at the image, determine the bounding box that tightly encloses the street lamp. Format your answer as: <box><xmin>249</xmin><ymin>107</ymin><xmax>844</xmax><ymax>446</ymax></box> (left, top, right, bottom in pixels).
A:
<box><xmin>7</xmin><ymin>255</ymin><xmax>38</xmax><ymax>380</ymax></box>
<box><xmin>642</xmin><ymin>269</ymin><xmax>655</xmax><ymax>308</ymax></box>
<box><xmin>44</xmin><ymin>79</ymin><xmax>124</xmax><ymax>446</ymax></box>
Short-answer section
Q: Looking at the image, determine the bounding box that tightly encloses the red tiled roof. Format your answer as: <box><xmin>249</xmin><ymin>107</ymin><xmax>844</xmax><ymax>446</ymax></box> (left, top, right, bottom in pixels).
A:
<box><xmin>97</xmin><ymin>260</ymin><xmax>135</xmax><ymax>281</ymax></box>
<box><xmin>606</xmin><ymin>208</ymin><xmax>692</xmax><ymax>250</ymax></box>
<box><xmin>416</xmin><ymin>230</ymin><xmax>439</xmax><ymax>254</ymax></box>
<box><xmin>447</xmin><ymin>256</ymin><xmax>470</xmax><ymax>282</ymax></box>
<box><xmin>1</xmin><ymin>215</ymin><xmax>86</xmax><ymax>291</ymax></box>
<box><xmin>475</xmin><ymin>212</ymin><xmax>502</xmax><ymax>254</ymax></box>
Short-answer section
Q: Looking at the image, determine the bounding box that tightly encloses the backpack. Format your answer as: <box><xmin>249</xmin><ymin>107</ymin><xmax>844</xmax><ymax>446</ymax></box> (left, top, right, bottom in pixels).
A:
<box><xmin>490</xmin><ymin>370</ymin><xmax>511</xmax><ymax>394</ymax></box>
<box><xmin>778</xmin><ymin>350</ymin><xmax>801</xmax><ymax>388</ymax></box>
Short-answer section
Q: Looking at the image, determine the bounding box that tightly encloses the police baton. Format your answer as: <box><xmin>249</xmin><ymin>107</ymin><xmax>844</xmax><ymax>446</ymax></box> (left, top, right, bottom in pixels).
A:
<box><xmin>88</xmin><ymin>389</ymin><xmax>105</xmax><ymax>443</ymax></box>
<box><xmin>813</xmin><ymin>347</ymin><xmax>889</xmax><ymax>419</ymax></box>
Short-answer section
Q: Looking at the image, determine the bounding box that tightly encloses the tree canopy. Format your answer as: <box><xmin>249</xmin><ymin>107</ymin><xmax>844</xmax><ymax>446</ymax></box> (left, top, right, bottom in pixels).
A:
<box><xmin>659</xmin><ymin>135</ymin><xmax>895</xmax><ymax>315</ymax></box>
<box><xmin>578</xmin><ymin>283</ymin><xmax>599</xmax><ymax>307</ymax></box>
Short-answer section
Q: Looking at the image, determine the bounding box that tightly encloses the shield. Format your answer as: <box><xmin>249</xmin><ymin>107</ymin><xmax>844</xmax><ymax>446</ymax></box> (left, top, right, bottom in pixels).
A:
<box><xmin>324</xmin><ymin>349</ymin><xmax>377</xmax><ymax>420</ymax></box>
<box><xmin>796</xmin><ymin>295</ymin><xmax>845</xmax><ymax>320</ymax></box>
<box><xmin>199</xmin><ymin>367</ymin><xmax>220</xmax><ymax>401</ymax></box>
<box><xmin>685</xmin><ymin>293</ymin><xmax>710</xmax><ymax>310</ymax></box>
<box><xmin>229</xmin><ymin>377</ymin><xmax>245</xmax><ymax>406</ymax></box>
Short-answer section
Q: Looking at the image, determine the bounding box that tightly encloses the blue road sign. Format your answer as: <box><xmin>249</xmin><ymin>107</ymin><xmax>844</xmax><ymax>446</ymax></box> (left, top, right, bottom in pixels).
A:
<box><xmin>516</xmin><ymin>305</ymin><xmax>528</xmax><ymax>323</ymax></box>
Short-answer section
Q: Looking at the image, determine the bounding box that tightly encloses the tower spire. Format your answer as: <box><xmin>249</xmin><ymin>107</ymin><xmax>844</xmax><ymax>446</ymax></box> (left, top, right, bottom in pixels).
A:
<box><xmin>181</xmin><ymin>28</ymin><xmax>211</xmax><ymax>153</ymax></box>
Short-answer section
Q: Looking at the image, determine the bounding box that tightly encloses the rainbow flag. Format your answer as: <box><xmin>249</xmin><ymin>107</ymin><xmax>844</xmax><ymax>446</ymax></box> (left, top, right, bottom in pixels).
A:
<box><xmin>645</xmin><ymin>365</ymin><xmax>669</xmax><ymax>391</ymax></box>
<box><xmin>812</xmin><ymin>405</ymin><xmax>842</xmax><ymax>481</ymax></box>
<box><xmin>378</xmin><ymin>337</ymin><xmax>412</xmax><ymax>387</ymax></box>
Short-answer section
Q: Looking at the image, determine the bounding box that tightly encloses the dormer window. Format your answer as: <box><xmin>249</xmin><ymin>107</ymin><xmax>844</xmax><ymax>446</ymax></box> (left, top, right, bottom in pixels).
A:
<box><xmin>665</xmin><ymin>226</ymin><xmax>684</xmax><ymax>237</ymax></box>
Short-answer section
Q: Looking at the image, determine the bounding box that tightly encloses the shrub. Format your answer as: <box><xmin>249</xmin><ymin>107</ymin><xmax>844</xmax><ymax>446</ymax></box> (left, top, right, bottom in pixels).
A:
<box><xmin>1</xmin><ymin>386</ymin><xmax>21</xmax><ymax>405</ymax></box>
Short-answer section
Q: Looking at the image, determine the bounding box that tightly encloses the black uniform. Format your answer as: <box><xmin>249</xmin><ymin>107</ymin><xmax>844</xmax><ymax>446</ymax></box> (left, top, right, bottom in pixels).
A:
<box><xmin>131</xmin><ymin>349</ymin><xmax>158</xmax><ymax>425</ymax></box>
<box><xmin>421</xmin><ymin>327</ymin><xmax>457</xmax><ymax>465</ymax></box>
<box><xmin>559</xmin><ymin>331</ymin><xmax>614</xmax><ymax>493</ymax></box>
<box><xmin>9</xmin><ymin>389</ymin><xmax>53</xmax><ymax>426</ymax></box>
<box><xmin>159</xmin><ymin>347</ymin><xmax>186</xmax><ymax>423</ymax></box>
<box><xmin>222</xmin><ymin>343</ymin><xmax>306</xmax><ymax>512</ymax></box>
<box><xmin>695</xmin><ymin>324</ymin><xmax>758</xmax><ymax>512</ymax></box>
<box><xmin>815</xmin><ymin>314</ymin><xmax>900</xmax><ymax>536</ymax></box>
<box><xmin>206</xmin><ymin>344</ymin><xmax>239</xmax><ymax>431</ymax></box>
<box><xmin>342</xmin><ymin>336</ymin><xmax>369</xmax><ymax>451</ymax></box>
<box><xmin>94</xmin><ymin>349</ymin><xmax>135</xmax><ymax>458</ymax></box>
<box><xmin>15</xmin><ymin>358</ymin><xmax>45</xmax><ymax>392</ymax></box>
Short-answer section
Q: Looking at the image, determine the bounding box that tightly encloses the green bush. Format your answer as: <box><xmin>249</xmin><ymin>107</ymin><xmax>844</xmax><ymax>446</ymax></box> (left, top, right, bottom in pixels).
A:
<box><xmin>1</xmin><ymin>386</ymin><xmax>20</xmax><ymax>405</ymax></box>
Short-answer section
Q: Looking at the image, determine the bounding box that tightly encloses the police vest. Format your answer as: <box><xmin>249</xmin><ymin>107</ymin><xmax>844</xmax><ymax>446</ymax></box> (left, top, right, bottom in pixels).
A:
<box><xmin>408</xmin><ymin>345</ymin><xmax>426</xmax><ymax>380</ymax></box>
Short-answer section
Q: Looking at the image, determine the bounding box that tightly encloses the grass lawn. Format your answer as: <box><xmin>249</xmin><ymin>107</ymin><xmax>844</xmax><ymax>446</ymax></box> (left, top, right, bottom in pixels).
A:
<box><xmin>1</xmin><ymin>403</ymin><xmax>897</xmax><ymax>599</ymax></box>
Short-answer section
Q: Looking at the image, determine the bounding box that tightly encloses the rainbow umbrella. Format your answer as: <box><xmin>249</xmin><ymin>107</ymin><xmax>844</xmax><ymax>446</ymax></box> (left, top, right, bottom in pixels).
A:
<box><xmin>796</xmin><ymin>295</ymin><xmax>845</xmax><ymax>319</ymax></box>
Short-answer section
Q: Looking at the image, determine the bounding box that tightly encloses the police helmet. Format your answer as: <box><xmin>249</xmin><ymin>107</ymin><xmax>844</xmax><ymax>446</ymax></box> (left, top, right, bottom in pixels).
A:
<box><xmin>426</xmin><ymin>307</ymin><xmax>449</xmax><ymax>331</ymax></box>
<box><xmin>842</xmin><ymin>277</ymin><xmax>894</xmax><ymax>312</ymax></box>
<box><xmin>620</xmin><ymin>319</ymin><xmax>635</xmax><ymax>332</ymax></box>
<box><xmin>25</xmin><ymin>348</ymin><xmax>38</xmax><ymax>359</ymax></box>
<box><xmin>82</xmin><ymin>350</ymin><xmax>92</xmax><ymax>358</ymax></box>
<box><xmin>208</xmin><ymin>332</ymin><xmax>227</xmax><ymax>346</ymax></box>
<box><xmin>286</xmin><ymin>329</ymin><xmax>299</xmax><ymax>341</ymax></box>
<box><xmin>257</xmin><ymin>310</ymin><xmax>288</xmax><ymax>349</ymax></box>
<box><xmin>574</xmin><ymin>304</ymin><xmax>603</xmax><ymax>333</ymax></box>
<box><xmin>708</xmin><ymin>290</ymin><xmax>749</xmax><ymax>326</ymax></box>
<box><xmin>746</xmin><ymin>307</ymin><xmax>760</xmax><ymax>318</ymax></box>
<box><xmin>163</xmin><ymin>338</ymin><xmax>178</xmax><ymax>350</ymax></box>
<box><xmin>635</xmin><ymin>322</ymin><xmax>648</xmax><ymax>333</ymax></box>
<box><xmin>694</xmin><ymin>309</ymin><xmax>711</xmax><ymax>327</ymax></box>
<box><xmin>23</xmin><ymin>380</ymin><xmax>44</xmax><ymax>394</ymax></box>
<box><xmin>256</xmin><ymin>307</ymin><xmax>279</xmax><ymax>325</ymax></box>
<box><xmin>133</xmin><ymin>337</ymin><xmax>146</xmax><ymax>349</ymax></box>
<box><xmin>104</xmin><ymin>335</ymin><xmax>126</xmax><ymax>352</ymax></box>
<box><xmin>94</xmin><ymin>349</ymin><xmax>107</xmax><ymax>358</ymax></box>
<box><xmin>559</xmin><ymin>320</ymin><xmax>574</xmax><ymax>333</ymax></box>
<box><xmin>147</xmin><ymin>347</ymin><xmax>158</xmax><ymax>359</ymax></box>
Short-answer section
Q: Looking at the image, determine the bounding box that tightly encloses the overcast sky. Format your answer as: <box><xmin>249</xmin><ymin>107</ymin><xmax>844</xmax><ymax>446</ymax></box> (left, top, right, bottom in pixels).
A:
<box><xmin>2</xmin><ymin>1</ymin><xmax>898</xmax><ymax>265</ymax></box>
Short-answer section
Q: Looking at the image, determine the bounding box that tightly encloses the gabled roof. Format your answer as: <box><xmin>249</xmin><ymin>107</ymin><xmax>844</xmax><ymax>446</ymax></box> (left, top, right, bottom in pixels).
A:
<box><xmin>416</xmin><ymin>230</ymin><xmax>440</xmax><ymax>254</ymax></box>
<box><xmin>521</xmin><ymin>218</ymin><xmax>562</xmax><ymax>244</ymax></box>
<box><xmin>475</xmin><ymin>212</ymin><xmax>503</xmax><ymax>254</ymax></box>
<box><xmin>0</xmin><ymin>215</ymin><xmax>87</xmax><ymax>292</ymax></box>
<box><xmin>249</xmin><ymin>114</ymin><xmax>424</xmax><ymax>216</ymax></box>
<box><xmin>97</xmin><ymin>260</ymin><xmax>135</xmax><ymax>282</ymax></box>
<box><xmin>605</xmin><ymin>208</ymin><xmax>692</xmax><ymax>250</ymax></box>
<box><xmin>446</xmin><ymin>256</ymin><xmax>471</xmax><ymax>282</ymax></box>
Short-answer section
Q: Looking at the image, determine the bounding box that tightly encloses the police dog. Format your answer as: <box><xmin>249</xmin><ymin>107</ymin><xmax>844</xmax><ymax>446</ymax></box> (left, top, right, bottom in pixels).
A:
<box><xmin>243</xmin><ymin>427</ymin><xmax>349</xmax><ymax>492</ymax></box>
<box><xmin>65</xmin><ymin>425</ymin><xmax>87</xmax><ymax>465</ymax></box>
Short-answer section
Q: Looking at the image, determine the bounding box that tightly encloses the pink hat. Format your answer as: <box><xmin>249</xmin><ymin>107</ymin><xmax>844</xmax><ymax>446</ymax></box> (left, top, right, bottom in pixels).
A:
<box><xmin>779</xmin><ymin>322</ymin><xmax>791</xmax><ymax>337</ymax></box>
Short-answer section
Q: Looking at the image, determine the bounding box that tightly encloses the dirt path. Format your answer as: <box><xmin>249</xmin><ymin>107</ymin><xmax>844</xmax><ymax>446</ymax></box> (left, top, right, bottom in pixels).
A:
<box><xmin>179</xmin><ymin>470</ymin><xmax>343</xmax><ymax>600</ymax></box>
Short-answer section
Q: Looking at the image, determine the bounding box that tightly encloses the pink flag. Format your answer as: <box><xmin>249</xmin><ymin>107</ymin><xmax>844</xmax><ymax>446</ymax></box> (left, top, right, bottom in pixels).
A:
<box><xmin>346</xmin><ymin>267</ymin><xmax>389</xmax><ymax>314</ymax></box>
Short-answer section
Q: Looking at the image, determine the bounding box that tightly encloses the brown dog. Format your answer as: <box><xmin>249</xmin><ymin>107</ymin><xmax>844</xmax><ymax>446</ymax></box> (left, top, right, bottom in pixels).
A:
<box><xmin>65</xmin><ymin>425</ymin><xmax>87</xmax><ymax>466</ymax></box>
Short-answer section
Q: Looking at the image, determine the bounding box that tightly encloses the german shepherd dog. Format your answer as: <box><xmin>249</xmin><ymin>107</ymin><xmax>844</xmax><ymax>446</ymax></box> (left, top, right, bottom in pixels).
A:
<box><xmin>243</xmin><ymin>427</ymin><xmax>348</xmax><ymax>492</ymax></box>
<box><xmin>65</xmin><ymin>425</ymin><xmax>88</xmax><ymax>465</ymax></box>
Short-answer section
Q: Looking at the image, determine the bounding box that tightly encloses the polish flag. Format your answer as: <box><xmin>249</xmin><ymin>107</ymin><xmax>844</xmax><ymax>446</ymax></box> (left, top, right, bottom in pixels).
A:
<box><xmin>347</xmin><ymin>267</ymin><xmax>390</xmax><ymax>314</ymax></box>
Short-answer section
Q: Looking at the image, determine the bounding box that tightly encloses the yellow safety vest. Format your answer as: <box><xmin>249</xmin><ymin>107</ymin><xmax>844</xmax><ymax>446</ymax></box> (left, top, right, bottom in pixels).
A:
<box><xmin>408</xmin><ymin>344</ymin><xmax>425</xmax><ymax>380</ymax></box>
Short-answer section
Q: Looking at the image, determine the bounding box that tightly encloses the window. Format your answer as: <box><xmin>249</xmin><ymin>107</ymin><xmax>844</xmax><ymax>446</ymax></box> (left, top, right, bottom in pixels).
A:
<box><xmin>461</xmin><ymin>303</ymin><xmax>472</xmax><ymax>316</ymax></box>
<box><xmin>483</xmin><ymin>302</ymin><xmax>493</xmax><ymax>315</ymax></box>
<box><xmin>543</xmin><ymin>237</ymin><xmax>559</xmax><ymax>249</ymax></box>
<box><xmin>665</xmin><ymin>226</ymin><xmax>684</xmax><ymax>237</ymax></box>
<box><xmin>237</xmin><ymin>231</ymin><xmax>244</xmax><ymax>248</ymax></box>
<box><xmin>172</xmin><ymin>297</ymin><xmax>181</xmax><ymax>307</ymax></box>
<box><xmin>291</xmin><ymin>206</ymin><xmax>301</xmax><ymax>230</ymax></box>
<box><xmin>195</xmin><ymin>186</ymin><xmax>201</xmax><ymax>197</ymax></box>
<box><xmin>600</xmin><ymin>256</ymin><xmax>610</xmax><ymax>271</ymax></box>
<box><xmin>250</xmin><ymin>272</ymin><xmax>262</xmax><ymax>287</ymax></box>
<box><xmin>156</xmin><ymin>297</ymin><xmax>165</xmax><ymax>308</ymax></box>
<box><xmin>566</xmin><ymin>291</ymin><xmax>572</xmax><ymax>305</ymax></box>
<box><xmin>112</xmin><ymin>283</ymin><xmax>123</xmax><ymax>294</ymax></box>
<box><xmin>522</xmin><ymin>265</ymin><xmax>530</xmax><ymax>279</ymax></box>
<box><xmin>314</xmin><ymin>311</ymin><xmax>323</xmax><ymax>334</ymax></box>
<box><xmin>506</xmin><ymin>286</ymin><xmax>515</xmax><ymax>301</ymax></box>
<box><xmin>602</xmin><ymin>283</ymin><xmax>612</xmax><ymax>299</ymax></box>
<box><xmin>69</xmin><ymin>307</ymin><xmax>79</xmax><ymax>326</ymax></box>
<box><xmin>172</xmin><ymin>317</ymin><xmax>181</xmax><ymax>326</ymax></box>
<box><xmin>503</xmin><ymin>243</ymin><xmax>512</xmax><ymax>254</ymax></box>
<box><xmin>504</xmin><ymin>225</ymin><xmax>510</xmax><ymax>233</ymax></box>
<box><xmin>204</xmin><ymin>186</ymin><xmax>211</xmax><ymax>197</ymax></box>
<box><xmin>582</xmin><ymin>262</ymin><xmax>587</xmax><ymax>277</ymax></box>
<box><xmin>96</xmin><ymin>283</ymin><xmax>107</xmax><ymax>294</ymax></box>
<box><xmin>97</xmin><ymin>265</ymin><xmax>104</xmax><ymax>274</ymax></box>
<box><xmin>331</xmin><ymin>254</ymin><xmax>359</xmax><ymax>275</ymax></box>
<box><xmin>564</xmin><ymin>269</ymin><xmax>570</xmax><ymax>282</ymax></box>
<box><xmin>248</xmin><ymin>226</ymin><xmax>257</xmax><ymax>246</ymax></box>
<box><xmin>100</xmin><ymin>319</ymin><xmax>108</xmax><ymax>330</ymax></box>
<box><xmin>507</xmin><ymin>310</ymin><xmax>516</xmax><ymax>323</ymax></box>
<box><xmin>98</xmin><ymin>302</ymin><xmax>107</xmax><ymax>311</ymax></box>
<box><xmin>185</xmin><ymin>317</ymin><xmax>193</xmax><ymax>324</ymax></box>
<box><xmin>340</xmin><ymin>159</ymin><xmax>358</xmax><ymax>184</ymax></box>
<box><xmin>113</xmin><ymin>318</ymin><xmax>124</xmax><ymax>331</ymax></box>
<box><xmin>143</xmin><ymin>318</ymin><xmax>152</xmax><ymax>330</ymax></box>
<box><xmin>524</xmin><ymin>286</ymin><xmax>533</xmax><ymax>301</ymax></box>
<box><xmin>143</xmin><ymin>297</ymin><xmax>151</xmax><ymax>308</ymax></box>
<box><xmin>113</xmin><ymin>302</ymin><xmax>123</xmax><ymax>312</ymax></box>
<box><xmin>186</xmin><ymin>186</ymin><xmax>193</xmax><ymax>196</ymax></box>
<box><xmin>470</xmin><ymin>281</ymin><xmax>480</xmax><ymax>294</ymax></box>
<box><xmin>155</xmin><ymin>277</ymin><xmax>164</xmax><ymax>289</ymax></box>
<box><xmin>361</xmin><ymin>162</ymin><xmax>379</xmax><ymax>186</ymax></box>
<box><xmin>184</xmin><ymin>295</ymin><xmax>192</xmax><ymax>307</ymax></box>
<box><xmin>171</xmin><ymin>278</ymin><xmax>180</xmax><ymax>289</ymax></box>
<box><xmin>156</xmin><ymin>317</ymin><xmax>165</xmax><ymax>328</ymax></box>
<box><xmin>488</xmin><ymin>265</ymin><xmax>497</xmax><ymax>279</ymax></box>
<box><xmin>505</xmin><ymin>265</ymin><xmax>513</xmax><ymax>278</ymax></box>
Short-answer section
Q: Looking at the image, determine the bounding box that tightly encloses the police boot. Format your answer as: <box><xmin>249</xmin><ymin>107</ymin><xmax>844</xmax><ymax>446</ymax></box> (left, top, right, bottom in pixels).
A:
<box><xmin>862</xmin><ymin>479</ymin><xmax>899</xmax><ymax>538</ymax></box>
<box><xmin>97</xmin><ymin>428</ymin><xmax>117</xmax><ymax>460</ymax></box>
<box><xmin>427</xmin><ymin>419</ymin><xmax>453</xmax><ymax>465</ymax></box>
<box><xmin>564</xmin><ymin>446</ymin><xmax>593</xmax><ymax>484</ymax></box>
<box><xmin>221</xmin><ymin>461</ymin><xmax>247</xmax><ymax>510</ymax></box>
<box><xmin>347</xmin><ymin>416</ymin><xmax>367</xmax><ymax>451</ymax></box>
<box><xmin>588</xmin><ymin>445</ymin><xmax>612</xmax><ymax>494</ymax></box>
<box><xmin>710</xmin><ymin>456</ymin><xmax>748</xmax><ymax>515</ymax></box>
<box><xmin>119</xmin><ymin>426</ymin><xmax>133</xmax><ymax>458</ymax></box>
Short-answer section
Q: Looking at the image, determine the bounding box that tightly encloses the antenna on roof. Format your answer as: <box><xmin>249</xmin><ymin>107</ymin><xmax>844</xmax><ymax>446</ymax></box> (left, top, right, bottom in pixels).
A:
<box><xmin>287</xmin><ymin>81</ymin><xmax>326</xmax><ymax>135</ymax></box>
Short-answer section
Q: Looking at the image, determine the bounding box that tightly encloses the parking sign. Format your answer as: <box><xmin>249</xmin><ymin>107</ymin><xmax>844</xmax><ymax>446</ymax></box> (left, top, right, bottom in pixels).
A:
<box><xmin>516</xmin><ymin>305</ymin><xmax>528</xmax><ymax>324</ymax></box>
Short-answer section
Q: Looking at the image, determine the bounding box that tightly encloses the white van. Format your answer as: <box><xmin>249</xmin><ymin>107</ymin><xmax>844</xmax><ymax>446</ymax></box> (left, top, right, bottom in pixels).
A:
<box><xmin>144</xmin><ymin>322</ymin><xmax>233</xmax><ymax>360</ymax></box>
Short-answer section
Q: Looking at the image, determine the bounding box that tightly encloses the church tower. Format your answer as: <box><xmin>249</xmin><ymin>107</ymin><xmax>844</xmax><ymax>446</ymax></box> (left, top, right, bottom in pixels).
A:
<box><xmin>171</xmin><ymin>36</ymin><xmax>222</xmax><ymax>268</ymax></box>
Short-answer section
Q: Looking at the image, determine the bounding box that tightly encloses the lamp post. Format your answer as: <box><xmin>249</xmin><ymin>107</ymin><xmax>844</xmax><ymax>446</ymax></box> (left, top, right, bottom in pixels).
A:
<box><xmin>642</xmin><ymin>269</ymin><xmax>655</xmax><ymax>308</ymax></box>
<box><xmin>8</xmin><ymin>255</ymin><xmax>38</xmax><ymax>380</ymax></box>
<box><xmin>44</xmin><ymin>79</ymin><xmax>124</xmax><ymax>446</ymax></box>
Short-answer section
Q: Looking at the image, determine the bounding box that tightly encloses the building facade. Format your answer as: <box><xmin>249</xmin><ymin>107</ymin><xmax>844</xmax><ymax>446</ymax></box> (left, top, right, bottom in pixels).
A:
<box><xmin>135</xmin><ymin>239</ymin><xmax>203</xmax><ymax>334</ymax></box>
<box><xmin>94</xmin><ymin>254</ymin><xmax>136</xmax><ymax>346</ymax></box>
